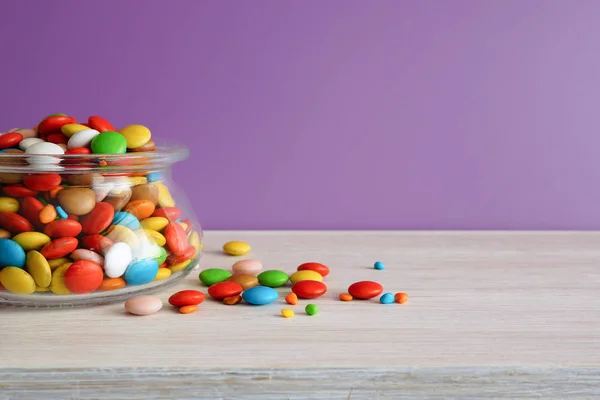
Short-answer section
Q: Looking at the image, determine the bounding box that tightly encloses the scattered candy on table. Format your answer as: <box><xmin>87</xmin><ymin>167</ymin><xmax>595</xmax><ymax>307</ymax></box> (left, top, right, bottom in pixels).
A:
<box><xmin>257</xmin><ymin>270</ymin><xmax>289</xmax><ymax>288</ymax></box>
<box><xmin>348</xmin><ymin>281</ymin><xmax>383</xmax><ymax>300</ymax></box>
<box><xmin>395</xmin><ymin>292</ymin><xmax>408</xmax><ymax>304</ymax></box>
<box><xmin>285</xmin><ymin>292</ymin><xmax>298</xmax><ymax>305</ymax></box>
<box><xmin>179</xmin><ymin>305</ymin><xmax>198</xmax><ymax>314</ymax></box>
<box><xmin>281</xmin><ymin>308</ymin><xmax>294</xmax><ymax>318</ymax></box>
<box><xmin>374</xmin><ymin>261</ymin><xmax>385</xmax><ymax>270</ymax></box>
<box><xmin>339</xmin><ymin>293</ymin><xmax>353</xmax><ymax>301</ymax></box>
<box><xmin>222</xmin><ymin>241</ymin><xmax>251</xmax><ymax>256</ymax></box>
<box><xmin>124</xmin><ymin>295</ymin><xmax>163</xmax><ymax>316</ymax></box>
<box><xmin>379</xmin><ymin>293</ymin><xmax>395</xmax><ymax>304</ymax></box>
<box><xmin>305</xmin><ymin>304</ymin><xmax>318</xmax><ymax>316</ymax></box>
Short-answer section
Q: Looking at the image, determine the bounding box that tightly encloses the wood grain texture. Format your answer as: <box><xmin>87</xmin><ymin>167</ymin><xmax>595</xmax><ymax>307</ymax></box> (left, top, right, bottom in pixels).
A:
<box><xmin>2</xmin><ymin>231</ymin><xmax>600</xmax><ymax>398</ymax></box>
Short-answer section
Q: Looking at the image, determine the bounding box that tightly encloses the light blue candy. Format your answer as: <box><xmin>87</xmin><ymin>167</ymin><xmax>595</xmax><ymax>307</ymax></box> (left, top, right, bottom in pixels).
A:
<box><xmin>241</xmin><ymin>286</ymin><xmax>279</xmax><ymax>305</ymax></box>
<box><xmin>0</xmin><ymin>239</ymin><xmax>26</xmax><ymax>269</ymax></box>
<box><xmin>380</xmin><ymin>293</ymin><xmax>395</xmax><ymax>304</ymax></box>
<box><xmin>56</xmin><ymin>206</ymin><xmax>68</xmax><ymax>219</ymax></box>
<box><xmin>147</xmin><ymin>172</ymin><xmax>162</xmax><ymax>182</ymax></box>
<box><xmin>374</xmin><ymin>261</ymin><xmax>385</xmax><ymax>270</ymax></box>
<box><xmin>124</xmin><ymin>258</ymin><xmax>159</xmax><ymax>286</ymax></box>
<box><xmin>112</xmin><ymin>212</ymin><xmax>141</xmax><ymax>230</ymax></box>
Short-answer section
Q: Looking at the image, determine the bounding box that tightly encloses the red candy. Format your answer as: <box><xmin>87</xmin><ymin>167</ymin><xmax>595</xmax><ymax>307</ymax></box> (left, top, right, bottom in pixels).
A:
<box><xmin>65</xmin><ymin>147</ymin><xmax>92</xmax><ymax>155</ymax></box>
<box><xmin>168</xmin><ymin>290</ymin><xmax>206</xmax><ymax>307</ymax></box>
<box><xmin>37</xmin><ymin>115</ymin><xmax>77</xmax><ymax>135</ymax></box>
<box><xmin>0</xmin><ymin>132</ymin><xmax>23</xmax><ymax>149</ymax></box>
<box><xmin>63</xmin><ymin>260</ymin><xmax>104</xmax><ymax>294</ymax></box>
<box><xmin>347</xmin><ymin>281</ymin><xmax>383</xmax><ymax>300</ymax></box>
<box><xmin>291</xmin><ymin>280</ymin><xmax>327</xmax><ymax>299</ymax></box>
<box><xmin>46</xmin><ymin>133</ymin><xmax>68</xmax><ymax>145</ymax></box>
<box><xmin>0</xmin><ymin>212</ymin><xmax>34</xmax><ymax>233</ymax></box>
<box><xmin>44</xmin><ymin>219</ymin><xmax>83</xmax><ymax>238</ymax></box>
<box><xmin>166</xmin><ymin>246</ymin><xmax>196</xmax><ymax>265</ymax></box>
<box><xmin>41</xmin><ymin>237</ymin><xmax>78</xmax><ymax>259</ymax></box>
<box><xmin>88</xmin><ymin>116</ymin><xmax>115</xmax><ymax>132</ymax></box>
<box><xmin>20</xmin><ymin>196</ymin><xmax>45</xmax><ymax>229</ymax></box>
<box><xmin>81</xmin><ymin>234</ymin><xmax>113</xmax><ymax>253</ymax></box>
<box><xmin>23</xmin><ymin>174</ymin><xmax>62</xmax><ymax>192</ymax></box>
<box><xmin>164</xmin><ymin>222</ymin><xmax>188</xmax><ymax>253</ymax></box>
<box><xmin>297</xmin><ymin>262</ymin><xmax>330</xmax><ymax>277</ymax></box>
<box><xmin>152</xmin><ymin>207</ymin><xmax>181</xmax><ymax>221</ymax></box>
<box><xmin>2</xmin><ymin>185</ymin><xmax>38</xmax><ymax>198</ymax></box>
<box><xmin>208</xmin><ymin>281</ymin><xmax>243</xmax><ymax>300</ymax></box>
<box><xmin>79</xmin><ymin>202</ymin><xmax>114</xmax><ymax>234</ymax></box>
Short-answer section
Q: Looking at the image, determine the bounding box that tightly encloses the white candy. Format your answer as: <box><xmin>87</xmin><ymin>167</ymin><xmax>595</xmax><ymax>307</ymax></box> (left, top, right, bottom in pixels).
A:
<box><xmin>25</xmin><ymin>142</ymin><xmax>65</xmax><ymax>170</ymax></box>
<box><xmin>67</xmin><ymin>129</ymin><xmax>100</xmax><ymax>149</ymax></box>
<box><xmin>103</xmin><ymin>242</ymin><xmax>133</xmax><ymax>278</ymax></box>
<box><xmin>19</xmin><ymin>138</ymin><xmax>44</xmax><ymax>151</ymax></box>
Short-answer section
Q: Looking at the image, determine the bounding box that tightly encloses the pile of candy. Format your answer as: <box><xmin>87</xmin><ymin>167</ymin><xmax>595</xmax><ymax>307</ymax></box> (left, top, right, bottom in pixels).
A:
<box><xmin>124</xmin><ymin>240</ymin><xmax>409</xmax><ymax>316</ymax></box>
<box><xmin>0</xmin><ymin>113</ymin><xmax>201</xmax><ymax>299</ymax></box>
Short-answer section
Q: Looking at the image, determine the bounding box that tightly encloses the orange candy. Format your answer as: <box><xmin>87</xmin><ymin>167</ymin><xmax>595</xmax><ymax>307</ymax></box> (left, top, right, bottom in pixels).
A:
<box><xmin>339</xmin><ymin>293</ymin><xmax>353</xmax><ymax>301</ymax></box>
<box><xmin>285</xmin><ymin>293</ymin><xmax>298</xmax><ymax>305</ymax></box>
<box><xmin>394</xmin><ymin>292</ymin><xmax>408</xmax><ymax>304</ymax></box>
<box><xmin>179</xmin><ymin>305</ymin><xmax>198</xmax><ymax>314</ymax></box>
<box><xmin>98</xmin><ymin>277</ymin><xmax>127</xmax><ymax>291</ymax></box>
<box><xmin>39</xmin><ymin>204</ymin><xmax>57</xmax><ymax>224</ymax></box>
<box><xmin>124</xmin><ymin>200</ymin><xmax>156</xmax><ymax>220</ymax></box>
<box><xmin>223</xmin><ymin>295</ymin><xmax>242</xmax><ymax>305</ymax></box>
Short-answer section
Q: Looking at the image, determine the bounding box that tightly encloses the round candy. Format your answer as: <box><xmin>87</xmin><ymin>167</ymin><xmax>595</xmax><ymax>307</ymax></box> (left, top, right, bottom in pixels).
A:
<box><xmin>88</xmin><ymin>116</ymin><xmax>115</xmax><ymax>133</ymax></box>
<box><xmin>71</xmin><ymin>249</ymin><xmax>104</xmax><ymax>265</ymax></box>
<box><xmin>281</xmin><ymin>308</ymin><xmax>295</xmax><ymax>318</ymax></box>
<box><xmin>61</xmin><ymin>123</ymin><xmax>90</xmax><ymax>137</ymax></box>
<box><xmin>168</xmin><ymin>290</ymin><xmax>206</xmax><ymax>307</ymax></box>
<box><xmin>3</xmin><ymin>185</ymin><xmax>38</xmax><ymax>198</ymax></box>
<box><xmin>25</xmin><ymin>250</ymin><xmax>52</xmax><ymax>288</ymax></box>
<box><xmin>289</xmin><ymin>270</ymin><xmax>323</xmax><ymax>284</ymax></box>
<box><xmin>242</xmin><ymin>286</ymin><xmax>279</xmax><ymax>305</ymax></box>
<box><xmin>123</xmin><ymin>258</ymin><xmax>159</xmax><ymax>285</ymax></box>
<box><xmin>23</xmin><ymin>173</ymin><xmax>62</xmax><ymax>191</ymax></box>
<box><xmin>44</xmin><ymin>219</ymin><xmax>83</xmax><ymax>238</ymax></box>
<box><xmin>285</xmin><ymin>292</ymin><xmax>298</xmax><ymax>305</ymax></box>
<box><xmin>231</xmin><ymin>259</ymin><xmax>262</xmax><ymax>276</ymax></box>
<box><xmin>41</xmin><ymin>237</ymin><xmax>78</xmax><ymax>259</ymax></box>
<box><xmin>155</xmin><ymin>246</ymin><xmax>168</xmax><ymax>265</ymax></box>
<box><xmin>179</xmin><ymin>305</ymin><xmax>198</xmax><ymax>314</ymax></box>
<box><xmin>223</xmin><ymin>295</ymin><xmax>242</xmax><ymax>305</ymax></box>
<box><xmin>0</xmin><ymin>212</ymin><xmax>34</xmax><ymax>233</ymax></box>
<box><xmin>305</xmin><ymin>304</ymin><xmax>319</xmax><ymax>316</ymax></box>
<box><xmin>79</xmin><ymin>202</ymin><xmax>114</xmax><ymax>234</ymax></box>
<box><xmin>37</xmin><ymin>115</ymin><xmax>76</xmax><ymax>134</ymax></box>
<box><xmin>223</xmin><ymin>241</ymin><xmax>251</xmax><ymax>256</ymax></box>
<box><xmin>112</xmin><ymin>211</ymin><xmax>141</xmax><ymax>230</ymax></box>
<box><xmin>0</xmin><ymin>197</ymin><xmax>20</xmax><ymax>213</ymax></box>
<box><xmin>374</xmin><ymin>261</ymin><xmax>385</xmax><ymax>270</ymax></box>
<box><xmin>348</xmin><ymin>281</ymin><xmax>383</xmax><ymax>300</ymax></box>
<box><xmin>58</xmin><ymin>187</ymin><xmax>96</xmax><ymax>215</ymax></box>
<box><xmin>66</xmin><ymin>128</ymin><xmax>100</xmax><ymax>149</ymax></box>
<box><xmin>25</xmin><ymin>142</ymin><xmax>64</xmax><ymax>168</ymax></box>
<box><xmin>0</xmin><ymin>132</ymin><xmax>23</xmax><ymax>149</ymax></box>
<box><xmin>227</xmin><ymin>274</ymin><xmax>259</xmax><ymax>290</ymax></box>
<box><xmin>39</xmin><ymin>204</ymin><xmax>57</xmax><ymax>224</ymax></box>
<box><xmin>49</xmin><ymin>263</ymin><xmax>71</xmax><ymax>295</ymax></box>
<box><xmin>20</xmin><ymin>196</ymin><xmax>44</xmax><ymax>230</ymax></box>
<box><xmin>291</xmin><ymin>280</ymin><xmax>327</xmax><ymax>299</ymax></box>
<box><xmin>154</xmin><ymin>268</ymin><xmax>171</xmax><ymax>280</ymax></box>
<box><xmin>90</xmin><ymin>131</ymin><xmax>127</xmax><ymax>154</ymax></box>
<box><xmin>257</xmin><ymin>270</ymin><xmax>289</xmax><ymax>288</ymax></box>
<box><xmin>297</xmin><ymin>262</ymin><xmax>330</xmax><ymax>277</ymax></box>
<box><xmin>63</xmin><ymin>260</ymin><xmax>104</xmax><ymax>294</ymax></box>
<box><xmin>380</xmin><ymin>293</ymin><xmax>395</xmax><ymax>304</ymax></box>
<box><xmin>81</xmin><ymin>234</ymin><xmax>113</xmax><ymax>253</ymax></box>
<box><xmin>199</xmin><ymin>268</ymin><xmax>231</xmax><ymax>286</ymax></box>
<box><xmin>123</xmin><ymin>200</ymin><xmax>155</xmax><ymax>220</ymax></box>
<box><xmin>164</xmin><ymin>222</ymin><xmax>188</xmax><ymax>253</ymax></box>
<box><xmin>208</xmin><ymin>281</ymin><xmax>243</xmax><ymax>300</ymax></box>
<box><xmin>124</xmin><ymin>295</ymin><xmax>163</xmax><ymax>316</ymax></box>
<box><xmin>13</xmin><ymin>233</ymin><xmax>51</xmax><ymax>254</ymax></box>
<box><xmin>140</xmin><ymin>217</ymin><xmax>169</xmax><ymax>232</ymax></box>
<box><xmin>99</xmin><ymin>277</ymin><xmax>126</xmax><ymax>291</ymax></box>
<box><xmin>119</xmin><ymin>124</ymin><xmax>152</xmax><ymax>149</ymax></box>
<box><xmin>0</xmin><ymin>239</ymin><xmax>26</xmax><ymax>268</ymax></box>
<box><xmin>0</xmin><ymin>266</ymin><xmax>35</xmax><ymax>294</ymax></box>
<box><xmin>395</xmin><ymin>292</ymin><xmax>408</xmax><ymax>304</ymax></box>
<box><xmin>19</xmin><ymin>137</ymin><xmax>44</xmax><ymax>151</ymax></box>
<box><xmin>104</xmin><ymin>242</ymin><xmax>133</xmax><ymax>278</ymax></box>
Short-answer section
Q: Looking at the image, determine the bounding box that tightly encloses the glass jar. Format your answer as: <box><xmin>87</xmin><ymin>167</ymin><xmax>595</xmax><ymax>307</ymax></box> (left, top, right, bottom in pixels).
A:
<box><xmin>0</xmin><ymin>146</ymin><xmax>203</xmax><ymax>307</ymax></box>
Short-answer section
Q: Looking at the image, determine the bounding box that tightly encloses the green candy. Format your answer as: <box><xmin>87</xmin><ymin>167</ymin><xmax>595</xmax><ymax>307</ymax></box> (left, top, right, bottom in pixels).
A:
<box><xmin>91</xmin><ymin>131</ymin><xmax>127</xmax><ymax>154</ymax></box>
<box><xmin>199</xmin><ymin>268</ymin><xmax>232</xmax><ymax>286</ymax></box>
<box><xmin>257</xmin><ymin>270</ymin><xmax>289</xmax><ymax>288</ymax></box>
<box><xmin>155</xmin><ymin>246</ymin><xmax>167</xmax><ymax>265</ymax></box>
<box><xmin>305</xmin><ymin>304</ymin><xmax>318</xmax><ymax>316</ymax></box>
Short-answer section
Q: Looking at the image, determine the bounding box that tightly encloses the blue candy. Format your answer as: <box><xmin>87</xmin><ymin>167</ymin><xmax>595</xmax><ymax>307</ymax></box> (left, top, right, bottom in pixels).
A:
<box><xmin>112</xmin><ymin>212</ymin><xmax>141</xmax><ymax>230</ymax></box>
<box><xmin>379</xmin><ymin>293</ymin><xmax>395</xmax><ymax>304</ymax></box>
<box><xmin>124</xmin><ymin>258</ymin><xmax>159</xmax><ymax>286</ymax></box>
<box><xmin>374</xmin><ymin>261</ymin><xmax>385</xmax><ymax>270</ymax></box>
<box><xmin>242</xmin><ymin>286</ymin><xmax>279</xmax><ymax>305</ymax></box>
<box><xmin>56</xmin><ymin>206</ymin><xmax>68</xmax><ymax>219</ymax></box>
<box><xmin>0</xmin><ymin>239</ymin><xmax>26</xmax><ymax>269</ymax></box>
<box><xmin>146</xmin><ymin>172</ymin><xmax>162</xmax><ymax>182</ymax></box>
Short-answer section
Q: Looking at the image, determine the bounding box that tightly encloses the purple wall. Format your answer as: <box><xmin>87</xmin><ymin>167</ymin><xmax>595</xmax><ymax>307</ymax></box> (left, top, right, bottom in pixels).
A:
<box><xmin>1</xmin><ymin>0</ymin><xmax>599</xmax><ymax>230</ymax></box>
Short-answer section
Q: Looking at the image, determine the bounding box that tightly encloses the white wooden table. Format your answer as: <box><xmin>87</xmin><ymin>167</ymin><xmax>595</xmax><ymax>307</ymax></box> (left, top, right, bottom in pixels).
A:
<box><xmin>1</xmin><ymin>231</ymin><xmax>599</xmax><ymax>399</ymax></box>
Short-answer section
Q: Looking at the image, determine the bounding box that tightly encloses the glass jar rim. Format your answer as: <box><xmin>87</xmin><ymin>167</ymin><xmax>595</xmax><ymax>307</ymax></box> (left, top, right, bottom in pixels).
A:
<box><xmin>0</xmin><ymin>145</ymin><xmax>189</xmax><ymax>174</ymax></box>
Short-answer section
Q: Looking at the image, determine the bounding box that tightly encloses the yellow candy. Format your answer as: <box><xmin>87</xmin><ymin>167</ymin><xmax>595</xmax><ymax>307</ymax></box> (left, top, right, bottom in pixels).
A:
<box><xmin>119</xmin><ymin>124</ymin><xmax>152</xmax><ymax>149</ymax></box>
<box><xmin>25</xmin><ymin>250</ymin><xmax>52</xmax><ymax>288</ymax></box>
<box><xmin>140</xmin><ymin>217</ymin><xmax>169</xmax><ymax>232</ymax></box>
<box><xmin>142</xmin><ymin>229</ymin><xmax>166</xmax><ymax>247</ymax></box>
<box><xmin>127</xmin><ymin>176</ymin><xmax>147</xmax><ymax>186</ymax></box>
<box><xmin>289</xmin><ymin>270</ymin><xmax>323</xmax><ymax>284</ymax></box>
<box><xmin>0</xmin><ymin>267</ymin><xmax>36</xmax><ymax>295</ymax></box>
<box><xmin>48</xmin><ymin>257</ymin><xmax>71</xmax><ymax>270</ymax></box>
<box><xmin>61</xmin><ymin>123</ymin><xmax>89</xmax><ymax>137</ymax></box>
<box><xmin>188</xmin><ymin>231</ymin><xmax>201</xmax><ymax>252</ymax></box>
<box><xmin>154</xmin><ymin>268</ymin><xmax>172</xmax><ymax>281</ymax></box>
<box><xmin>281</xmin><ymin>308</ymin><xmax>295</xmax><ymax>318</ymax></box>
<box><xmin>13</xmin><ymin>232</ymin><xmax>51</xmax><ymax>252</ymax></box>
<box><xmin>168</xmin><ymin>259</ymin><xmax>192</xmax><ymax>273</ymax></box>
<box><xmin>35</xmin><ymin>286</ymin><xmax>50</xmax><ymax>293</ymax></box>
<box><xmin>105</xmin><ymin>225</ymin><xmax>140</xmax><ymax>249</ymax></box>
<box><xmin>50</xmin><ymin>263</ymin><xmax>72</xmax><ymax>295</ymax></box>
<box><xmin>223</xmin><ymin>241</ymin><xmax>251</xmax><ymax>256</ymax></box>
<box><xmin>0</xmin><ymin>197</ymin><xmax>19</xmax><ymax>213</ymax></box>
<box><xmin>153</xmin><ymin>182</ymin><xmax>175</xmax><ymax>207</ymax></box>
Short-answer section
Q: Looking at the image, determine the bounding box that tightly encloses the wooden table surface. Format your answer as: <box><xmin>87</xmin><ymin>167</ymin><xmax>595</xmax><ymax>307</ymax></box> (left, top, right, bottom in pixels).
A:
<box><xmin>1</xmin><ymin>231</ymin><xmax>599</xmax><ymax>399</ymax></box>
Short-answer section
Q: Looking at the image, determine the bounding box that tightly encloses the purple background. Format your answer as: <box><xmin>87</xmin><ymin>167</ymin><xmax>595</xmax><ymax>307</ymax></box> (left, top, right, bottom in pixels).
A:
<box><xmin>0</xmin><ymin>0</ymin><xmax>599</xmax><ymax>230</ymax></box>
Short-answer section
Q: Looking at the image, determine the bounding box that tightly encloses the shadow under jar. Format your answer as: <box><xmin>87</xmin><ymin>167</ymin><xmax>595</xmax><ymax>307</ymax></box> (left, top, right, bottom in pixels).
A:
<box><xmin>0</xmin><ymin>147</ymin><xmax>203</xmax><ymax>307</ymax></box>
